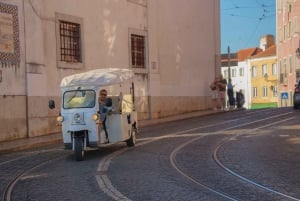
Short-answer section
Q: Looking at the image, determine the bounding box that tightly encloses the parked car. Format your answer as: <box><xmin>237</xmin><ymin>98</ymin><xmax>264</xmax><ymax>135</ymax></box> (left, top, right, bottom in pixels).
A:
<box><xmin>293</xmin><ymin>81</ymin><xmax>300</xmax><ymax>109</ymax></box>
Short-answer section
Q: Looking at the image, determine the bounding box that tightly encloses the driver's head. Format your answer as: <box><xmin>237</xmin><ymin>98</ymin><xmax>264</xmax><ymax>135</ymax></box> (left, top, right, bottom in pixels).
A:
<box><xmin>99</xmin><ymin>89</ymin><xmax>107</xmax><ymax>102</ymax></box>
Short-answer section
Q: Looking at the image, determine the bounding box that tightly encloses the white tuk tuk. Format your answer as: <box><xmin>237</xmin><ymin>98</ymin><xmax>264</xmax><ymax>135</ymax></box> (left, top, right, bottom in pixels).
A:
<box><xmin>49</xmin><ymin>68</ymin><xmax>137</xmax><ymax>161</ymax></box>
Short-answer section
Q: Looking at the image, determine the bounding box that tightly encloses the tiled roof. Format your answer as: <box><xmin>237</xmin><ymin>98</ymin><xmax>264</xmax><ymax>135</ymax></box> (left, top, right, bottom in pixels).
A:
<box><xmin>250</xmin><ymin>45</ymin><xmax>276</xmax><ymax>58</ymax></box>
<box><xmin>237</xmin><ymin>47</ymin><xmax>263</xmax><ymax>61</ymax></box>
<box><xmin>220</xmin><ymin>46</ymin><xmax>275</xmax><ymax>66</ymax></box>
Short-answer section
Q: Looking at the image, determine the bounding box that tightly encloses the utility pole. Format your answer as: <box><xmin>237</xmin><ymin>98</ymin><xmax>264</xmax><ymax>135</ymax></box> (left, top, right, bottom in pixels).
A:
<box><xmin>227</xmin><ymin>46</ymin><xmax>231</xmax><ymax>80</ymax></box>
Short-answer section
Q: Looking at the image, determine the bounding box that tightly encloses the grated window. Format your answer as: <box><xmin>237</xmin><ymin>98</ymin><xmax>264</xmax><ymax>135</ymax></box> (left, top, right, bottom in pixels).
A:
<box><xmin>131</xmin><ymin>34</ymin><xmax>145</xmax><ymax>68</ymax></box>
<box><xmin>59</xmin><ymin>21</ymin><xmax>81</xmax><ymax>63</ymax></box>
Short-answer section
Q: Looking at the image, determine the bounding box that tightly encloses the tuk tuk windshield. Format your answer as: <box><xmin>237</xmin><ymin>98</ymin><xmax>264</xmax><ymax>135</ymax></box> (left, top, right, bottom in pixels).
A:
<box><xmin>63</xmin><ymin>90</ymin><xmax>96</xmax><ymax>109</ymax></box>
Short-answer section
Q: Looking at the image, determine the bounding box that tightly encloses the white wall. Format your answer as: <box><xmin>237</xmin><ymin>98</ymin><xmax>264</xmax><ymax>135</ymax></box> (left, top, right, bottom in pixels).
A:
<box><xmin>148</xmin><ymin>0</ymin><xmax>220</xmax><ymax>117</ymax></box>
<box><xmin>0</xmin><ymin>0</ymin><xmax>220</xmax><ymax>140</ymax></box>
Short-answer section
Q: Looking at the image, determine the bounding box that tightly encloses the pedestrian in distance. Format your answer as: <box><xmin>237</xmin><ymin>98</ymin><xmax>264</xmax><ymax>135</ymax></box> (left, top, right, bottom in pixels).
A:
<box><xmin>210</xmin><ymin>77</ymin><xmax>219</xmax><ymax>110</ymax></box>
<box><xmin>236</xmin><ymin>89</ymin><xmax>245</xmax><ymax>109</ymax></box>
<box><xmin>216</xmin><ymin>75</ymin><xmax>227</xmax><ymax>110</ymax></box>
<box><xmin>227</xmin><ymin>78</ymin><xmax>235</xmax><ymax>109</ymax></box>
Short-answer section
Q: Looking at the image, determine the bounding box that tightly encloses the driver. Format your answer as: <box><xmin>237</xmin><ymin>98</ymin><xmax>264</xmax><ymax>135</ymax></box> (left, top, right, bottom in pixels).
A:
<box><xmin>99</xmin><ymin>89</ymin><xmax>110</xmax><ymax>143</ymax></box>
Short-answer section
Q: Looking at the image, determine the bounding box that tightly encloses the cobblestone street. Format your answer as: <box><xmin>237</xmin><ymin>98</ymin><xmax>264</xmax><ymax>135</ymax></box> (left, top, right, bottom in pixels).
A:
<box><xmin>1</xmin><ymin>108</ymin><xmax>300</xmax><ymax>201</ymax></box>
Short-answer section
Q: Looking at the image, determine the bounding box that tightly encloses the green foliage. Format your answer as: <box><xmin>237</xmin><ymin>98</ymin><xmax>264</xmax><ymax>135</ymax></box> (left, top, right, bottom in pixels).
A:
<box><xmin>250</xmin><ymin>102</ymin><xmax>278</xmax><ymax>109</ymax></box>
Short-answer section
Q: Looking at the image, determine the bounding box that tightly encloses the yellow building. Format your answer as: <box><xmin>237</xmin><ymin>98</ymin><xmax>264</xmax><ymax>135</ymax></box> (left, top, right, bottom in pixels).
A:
<box><xmin>249</xmin><ymin>45</ymin><xmax>278</xmax><ymax>109</ymax></box>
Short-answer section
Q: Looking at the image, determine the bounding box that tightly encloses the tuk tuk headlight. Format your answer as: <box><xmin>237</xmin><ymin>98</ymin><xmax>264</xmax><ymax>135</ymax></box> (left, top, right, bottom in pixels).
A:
<box><xmin>56</xmin><ymin>115</ymin><xmax>64</xmax><ymax>122</ymax></box>
<box><xmin>92</xmin><ymin>113</ymin><xmax>100</xmax><ymax>121</ymax></box>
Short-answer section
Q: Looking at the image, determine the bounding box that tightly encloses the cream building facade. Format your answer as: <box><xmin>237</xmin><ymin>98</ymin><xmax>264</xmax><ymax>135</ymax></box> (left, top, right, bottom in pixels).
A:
<box><xmin>0</xmin><ymin>0</ymin><xmax>220</xmax><ymax>142</ymax></box>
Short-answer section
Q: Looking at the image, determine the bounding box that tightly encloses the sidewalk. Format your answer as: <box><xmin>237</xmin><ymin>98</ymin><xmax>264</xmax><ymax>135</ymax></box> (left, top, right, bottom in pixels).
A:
<box><xmin>0</xmin><ymin>109</ymin><xmax>221</xmax><ymax>153</ymax></box>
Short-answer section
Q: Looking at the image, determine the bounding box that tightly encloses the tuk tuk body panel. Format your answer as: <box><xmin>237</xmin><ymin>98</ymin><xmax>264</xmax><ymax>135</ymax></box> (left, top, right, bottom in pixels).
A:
<box><xmin>106</xmin><ymin>114</ymin><xmax>132</xmax><ymax>143</ymax></box>
<box><xmin>61</xmin><ymin>109</ymin><xmax>99</xmax><ymax>148</ymax></box>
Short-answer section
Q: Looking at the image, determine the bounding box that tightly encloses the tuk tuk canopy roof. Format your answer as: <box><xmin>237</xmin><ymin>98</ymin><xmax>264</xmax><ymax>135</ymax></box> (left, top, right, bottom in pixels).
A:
<box><xmin>60</xmin><ymin>68</ymin><xmax>134</xmax><ymax>88</ymax></box>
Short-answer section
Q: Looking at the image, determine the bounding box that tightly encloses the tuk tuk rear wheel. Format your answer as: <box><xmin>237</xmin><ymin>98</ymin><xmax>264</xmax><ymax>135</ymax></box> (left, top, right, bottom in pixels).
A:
<box><xmin>126</xmin><ymin>128</ymin><xmax>136</xmax><ymax>147</ymax></box>
<box><xmin>74</xmin><ymin>137</ymin><xmax>84</xmax><ymax>161</ymax></box>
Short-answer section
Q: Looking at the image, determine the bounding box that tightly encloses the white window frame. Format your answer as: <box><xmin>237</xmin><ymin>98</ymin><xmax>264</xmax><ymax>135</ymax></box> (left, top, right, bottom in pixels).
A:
<box><xmin>294</xmin><ymin>16</ymin><xmax>298</xmax><ymax>35</ymax></box>
<box><xmin>273</xmin><ymin>86</ymin><xmax>278</xmax><ymax>97</ymax></box>
<box><xmin>263</xmin><ymin>86</ymin><xmax>268</xmax><ymax>97</ymax></box>
<box><xmin>224</xmin><ymin>69</ymin><xmax>228</xmax><ymax>79</ymax></box>
<box><xmin>252</xmin><ymin>66</ymin><xmax>257</xmax><ymax>77</ymax></box>
<box><xmin>239</xmin><ymin>68</ymin><xmax>244</xmax><ymax>77</ymax></box>
<box><xmin>262</xmin><ymin>64</ymin><xmax>267</xmax><ymax>76</ymax></box>
<box><xmin>253</xmin><ymin>87</ymin><xmax>258</xmax><ymax>98</ymax></box>
<box><xmin>231</xmin><ymin>68</ymin><xmax>237</xmax><ymax>77</ymax></box>
<box><xmin>272</xmin><ymin>63</ymin><xmax>277</xmax><ymax>75</ymax></box>
<box><xmin>289</xmin><ymin>55</ymin><xmax>293</xmax><ymax>73</ymax></box>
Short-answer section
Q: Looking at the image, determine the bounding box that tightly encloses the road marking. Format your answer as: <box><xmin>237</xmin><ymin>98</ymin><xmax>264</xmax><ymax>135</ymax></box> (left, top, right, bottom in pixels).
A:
<box><xmin>96</xmin><ymin>111</ymin><xmax>295</xmax><ymax>200</ymax></box>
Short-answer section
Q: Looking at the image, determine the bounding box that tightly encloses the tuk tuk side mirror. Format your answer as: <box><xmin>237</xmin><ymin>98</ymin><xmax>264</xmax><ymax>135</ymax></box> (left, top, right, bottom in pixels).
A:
<box><xmin>49</xmin><ymin>100</ymin><xmax>55</xmax><ymax>109</ymax></box>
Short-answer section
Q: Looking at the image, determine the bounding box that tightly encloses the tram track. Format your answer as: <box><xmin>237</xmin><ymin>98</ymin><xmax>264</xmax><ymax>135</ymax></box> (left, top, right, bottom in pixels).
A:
<box><xmin>170</xmin><ymin>112</ymin><xmax>300</xmax><ymax>200</ymax></box>
<box><xmin>212</xmin><ymin>138</ymin><xmax>300</xmax><ymax>201</ymax></box>
<box><xmin>0</xmin><ymin>148</ymin><xmax>66</xmax><ymax>201</ymax></box>
<box><xmin>97</xmin><ymin>108</ymin><xmax>300</xmax><ymax>200</ymax></box>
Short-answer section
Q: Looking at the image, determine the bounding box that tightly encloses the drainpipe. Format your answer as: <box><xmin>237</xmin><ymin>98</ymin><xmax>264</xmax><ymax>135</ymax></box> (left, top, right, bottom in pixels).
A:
<box><xmin>146</xmin><ymin>2</ymin><xmax>152</xmax><ymax>120</ymax></box>
<box><xmin>22</xmin><ymin>0</ymin><xmax>29</xmax><ymax>138</ymax></box>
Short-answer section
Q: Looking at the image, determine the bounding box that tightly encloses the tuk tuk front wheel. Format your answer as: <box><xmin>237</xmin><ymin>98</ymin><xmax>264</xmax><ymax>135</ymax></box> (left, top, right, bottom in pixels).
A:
<box><xmin>126</xmin><ymin>128</ymin><xmax>136</xmax><ymax>147</ymax></box>
<box><xmin>74</xmin><ymin>137</ymin><xmax>84</xmax><ymax>161</ymax></box>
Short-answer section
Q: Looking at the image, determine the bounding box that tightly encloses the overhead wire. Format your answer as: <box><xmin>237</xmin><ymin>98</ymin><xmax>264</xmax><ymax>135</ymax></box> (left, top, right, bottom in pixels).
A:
<box><xmin>243</xmin><ymin>19</ymin><xmax>262</xmax><ymax>48</ymax></box>
<box><xmin>222</xmin><ymin>0</ymin><xmax>275</xmax><ymax>50</ymax></box>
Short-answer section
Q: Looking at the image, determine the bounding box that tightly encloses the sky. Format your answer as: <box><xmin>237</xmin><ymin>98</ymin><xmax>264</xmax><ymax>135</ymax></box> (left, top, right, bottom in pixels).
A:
<box><xmin>221</xmin><ymin>0</ymin><xmax>276</xmax><ymax>53</ymax></box>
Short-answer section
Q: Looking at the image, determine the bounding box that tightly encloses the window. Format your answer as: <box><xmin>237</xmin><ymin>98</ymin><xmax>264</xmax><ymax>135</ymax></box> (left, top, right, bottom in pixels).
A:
<box><xmin>294</xmin><ymin>16</ymin><xmax>298</xmax><ymax>35</ymax></box>
<box><xmin>263</xmin><ymin>86</ymin><xmax>268</xmax><ymax>97</ymax></box>
<box><xmin>59</xmin><ymin>21</ymin><xmax>81</xmax><ymax>63</ymax></box>
<box><xmin>288</xmin><ymin>21</ymin><xmax>292</xmax><ymax>38</ymax></box>
<box><xmin>224</xmin><ymin>69</ymin><xmax>228</xmax><ymax>79</ymax></box>
<box><xmin>272</xmin><ymin>63</ymin><xmax>277</xmax><ymax>75</ymax></box>
<box><xmin>231</xmin><ymin>68</ymin><xmax>237</xmax><ymax>77</ymax></box>
<box><xmin>296</xmin><ymin>69</ymin><xmax>300</xmax><ymax>82</ymax></box>
<box><xmin>289</xmin><ymin>56</ymin><xmax>293</xmax><ymax>73</ymax></box>
<box><xmin>63</xmin><ymin>90</ymin><xmax>95</xmax><ymax>109</ymax></box>
<box><xmin>131</xmin><ymin>34</ymin><xmax>145</xmax><ymax>68</ymax></box>
<box><xmin>252</xmin><ymin>66</ymin><xmax>257</xmax><ymax>77</ymax></box>
<box><xmin>284</xmin><ymin>25</ymin><xmax>287</xmax><ymax>40</ymax></box>
<box><xmin>273</xmin><ymin>86</ymin><xmax>278</xmax><ymax>97</ymax></box>
<box><xmin>278</xmin><ymin>27</ymin><xmax>283</xmax><ymax>42</ymax></box>
<box><xmin>56</xmin><ymin>13</ymin><xmax>84</xmax><ymax>69</ymax></box>
<box><xmin>279</xmin><ymin>58</ymin><xmax>288</xmax><ymax>83</ymax></box>
<box><xmin>253</xmin><ymin>87</ymin><xmax>258</xmax><ymax>98</ymax></box>
<box><xmin>283</xmin><ymin>58</ymin><xmax>287</xmax><ymax>74</ymax></box>
<box><xmin>262</xmin><ymin>64</ymin><xmax>267</xmax><ymax>76</ymax></box>
<box><xmin>239</xmin><ymin>68</ymin><xmax>244</xmax><ymax>76</ymax></box>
